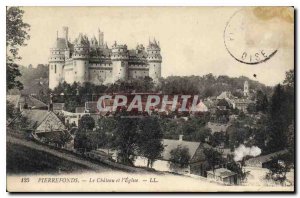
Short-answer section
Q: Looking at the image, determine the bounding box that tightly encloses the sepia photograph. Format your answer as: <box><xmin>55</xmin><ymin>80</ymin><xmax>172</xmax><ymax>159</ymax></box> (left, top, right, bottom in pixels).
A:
<box><xmin>5</xmin><ymin>6</ymin><xmax>295</xmax><ymax>192</ymax></box>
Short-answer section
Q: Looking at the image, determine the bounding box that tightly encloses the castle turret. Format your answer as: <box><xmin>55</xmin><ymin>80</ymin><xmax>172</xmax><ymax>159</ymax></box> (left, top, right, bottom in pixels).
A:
<box><xmin>147</xmin><ymin>38</ymin><xmax>162</xmax><ymax>84</ymax></box>
<box><xmin>73</xmin><ymin>33</ymin><xmax>90</xmax><ymax>83</ymax></box>
<box><xmin>98</xmin><ymin>29</ymin><xmax>104</xmax><ymax>46</ymax></box>
<box><xmin>111</xmin><ymin>41</ymin><xmax>129</xmax><ymax>82</ymax></box>
<box><xmin>90</xmin><ymin>36</ymin><xmax>98</xmax><ymax>48</ymax></box>
<box><xmin>49</xmin><ymin>28</ymin><xmax>69</xmax><ymax>89</ymax></box>
<box><xmin>62</xmin><ymin>26</ymin><xmax>69</xmax><ymax>44</ymax></box>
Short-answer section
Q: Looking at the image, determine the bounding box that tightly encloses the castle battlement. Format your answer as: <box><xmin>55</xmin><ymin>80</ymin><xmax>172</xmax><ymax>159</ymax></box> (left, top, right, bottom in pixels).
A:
<box><xmin>48</xmin><ymin>27</ymin><xmax>162</xmax><ymax>89</ymax></box>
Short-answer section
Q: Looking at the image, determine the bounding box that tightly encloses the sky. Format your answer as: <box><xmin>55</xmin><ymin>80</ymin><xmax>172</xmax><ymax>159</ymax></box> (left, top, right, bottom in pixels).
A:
<box><xmin>17</xmin><ymin>7</ymin><xmax>294</xmax><ymax>86</ymax></box>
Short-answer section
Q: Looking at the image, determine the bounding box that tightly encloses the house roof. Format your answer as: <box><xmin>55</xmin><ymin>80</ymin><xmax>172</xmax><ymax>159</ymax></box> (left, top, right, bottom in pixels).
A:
<box><xmin>53</xmin><ymin>103</ymin><xmax>65</xmax><ymax>111</ymax></box>
<box><xmin>217</xmin><ymin>91</ymin><xmax>234</xmax><ymax>100</ymax></box>
<box><xmin>194</xmin><ymin>101</ymin><xmax>208</xmax><ymax>112</ymax></box>
<box><xmin>245</xmin><ymin>150</ymin><xmax>288</xmax><ymax>166</ymax></box>
<box><xmin>7</xmin><ymin>95</ymin><xmax>21</xmax><ymax>108</ymax></box>
<box><xmin>161</xmin><ymin>139</ymin><xmax>201</xmax><ymax>161</ymax></box>
<box><xmin>207</xmin><ymin>122</ymin><xmax>230</xmax><ymax>133</ymax></box>
<box><xmin>202</xmin><ymin>99</ymin><xmax>216</xmax><ymax>108</ymax></box>
<box><xmin>85</xmin><ymin>101</ymin><xmax>98</xmax><ymax>113</ymax></box>
<box><xmin>207</xmin><ymin>168</ymin><xmax>237</xmax><ymax>178</ymax></box>
<box><xmin>52</xmin><ymin>38</ymin><xmax>70</xmax><ymax>49</ymax></box>
<box><xmin>19</xmin><ymin>95</ymin><xmax>48</xmax><ymax>109</ymax></box>
<box><xmin>75</xmin><ymin>107</ymin><xmax>86</xmax><ymax>113</ymax></box>
<box><xmin>20</xmin><ymin>109</ymin><xmax>66</xmax><ymax>133</ymax></box>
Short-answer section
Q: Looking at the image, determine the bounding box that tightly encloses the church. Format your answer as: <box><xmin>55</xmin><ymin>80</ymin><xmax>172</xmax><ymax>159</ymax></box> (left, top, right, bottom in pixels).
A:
<box><xmin>49</xmin><ymin>27</ymin><xmax>162</xmax><ymax>89</ymax></box>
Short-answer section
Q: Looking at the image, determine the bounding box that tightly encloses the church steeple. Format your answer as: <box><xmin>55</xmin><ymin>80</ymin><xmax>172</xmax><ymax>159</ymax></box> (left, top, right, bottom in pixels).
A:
<box><xmin>244</xmin><ymin>81</ymin><xmax>249</xmax><ymax>97</ymax></box>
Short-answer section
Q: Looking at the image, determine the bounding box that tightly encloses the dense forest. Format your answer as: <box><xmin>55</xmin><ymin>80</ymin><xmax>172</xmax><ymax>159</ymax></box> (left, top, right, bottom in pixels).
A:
<box><xmin>18</xmin><ymin>64</ymin><xmax>49</xmax><ymax>84</ymax></box>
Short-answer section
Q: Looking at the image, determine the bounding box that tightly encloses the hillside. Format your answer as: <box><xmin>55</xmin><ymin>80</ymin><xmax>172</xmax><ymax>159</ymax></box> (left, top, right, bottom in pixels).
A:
<box><xmin>8</xmin><ymin>64</ymin><xmax>273</xmax><ymax>100</ymax></box>
<box><xmin>7</xmin><ymin>134</ymin><xmax>121</xmax><ymax>174</ymax></box>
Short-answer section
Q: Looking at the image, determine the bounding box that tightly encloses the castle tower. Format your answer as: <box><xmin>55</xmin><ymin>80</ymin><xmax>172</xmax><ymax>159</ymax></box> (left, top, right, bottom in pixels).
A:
<box><xmin>73</xmin><ymin>33</ymin><xmax>90</xmax><ymax>83</ymax></box>
<box><xmin>98</xmin><ymin>29</ymin><xmax>104</xmax><ymax>46</ymax></box>
<box><xmin>49</xmin><ymin>28</ymin><xmax>68</xmax><ymax>89</ymax></box>
<box><xmin>90</xmin><ymin>36</ymin><xmax>98</xmax><ymax>49</ymax></box>
<box><xmin>111</xmin><ymin>41</ymin><xmax>128</xmax><ymax>82</ymax></box>
<box><xmin>244</xmin><ymin>80</ymin><xmax>249</xmax><ymax>97</ymax></box>
<box><xmin>62</xmin><ymin>26</ymin><xmax>68</xmax><ymax>43</ymax></box>
<box><xmin>147</xmin><ymin>38</ymin><xmax>162</xmax><ymax>84</ymax></box>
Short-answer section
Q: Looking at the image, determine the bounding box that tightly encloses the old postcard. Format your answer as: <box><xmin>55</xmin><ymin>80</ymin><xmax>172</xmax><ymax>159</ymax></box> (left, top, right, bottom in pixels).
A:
<box><xmin>6</xmin><ymin>6</ymin><xmax>294</xmax><ymax>192</ymax></box>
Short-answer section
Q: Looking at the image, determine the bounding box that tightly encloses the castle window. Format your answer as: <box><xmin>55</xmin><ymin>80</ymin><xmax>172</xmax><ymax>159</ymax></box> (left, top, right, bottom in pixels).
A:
<box><xmin>55</xmin><ymin>65</ymin><xmax>57</xmax><ymax>73</ymax></box>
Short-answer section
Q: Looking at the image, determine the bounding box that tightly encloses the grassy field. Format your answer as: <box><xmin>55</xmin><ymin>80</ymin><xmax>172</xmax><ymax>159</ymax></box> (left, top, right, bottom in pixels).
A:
<box><xmin>7</xmin><ymin>142</ymin><xmax>90</xmax><ymax>174</ymax></box>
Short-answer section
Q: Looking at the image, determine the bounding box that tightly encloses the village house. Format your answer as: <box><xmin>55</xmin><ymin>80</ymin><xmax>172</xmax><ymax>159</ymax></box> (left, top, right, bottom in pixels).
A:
<box><xmin>53</xmin><ymin>103</ymin><xmax>65</xmax><ymax>113</ymax></box>
<box><xmin>206</xmin><ymin>122</ymin><xmax>231</xmax><ymax>134</ymax></box>
<box><xmin>134</xmin><ymin>136</ymin><xmax>211</xmax><ymax>176</ymax></box>
<box><xmin>245</xmin><ymin>150</ymin><xmax>288</xmax><ymax>168</ymax></box>
<box><xmin>7</xmin><ymin>94</ymin><xmax>48</xmax><ymax>111</ymax></box>
<box><xmin>62</xmin><ymin>110</ymin><xmax>89</xmax><ymax>127</ymax></box>
<box><xmin>61</xmin><ymin>101</ymin><xmax>104</xmax><ymax>127</ymax></box>
<box><xmin>207</xmin><ymin>168</ymin><xmax>239</xmax><ymax>185</ymax></box>
<box><xmin>9</xmin><ymin>109</ymin><xmax>73</xmax><ymax>149</ymax></box>
<box><xmin>215</xmin><ymin>81</ymin><xmax>255</xmax><ymax>113</ymax></box>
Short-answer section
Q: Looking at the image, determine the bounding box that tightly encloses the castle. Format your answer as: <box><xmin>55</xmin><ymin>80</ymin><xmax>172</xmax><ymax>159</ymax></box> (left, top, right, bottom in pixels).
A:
<box><xmin>49</xmin><ymin>27</ymin><xmax>162</xmax><ymax>89</ymax></box>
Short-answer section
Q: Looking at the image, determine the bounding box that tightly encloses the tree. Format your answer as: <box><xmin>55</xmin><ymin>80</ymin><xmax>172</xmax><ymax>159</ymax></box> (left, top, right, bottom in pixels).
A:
<box><xmin>51</xmin><ymin>131</ymin><xmax>73</xmax><ymax>148</ymax></box>
<box><xmin>7</xmin><ymin>100</ymin><xmax>19</xmax><ymax>120</ymax></box>
<box><xmin>226</xmin><ymin>155</ymin><xmax>248</xmax><ymax>182</ymax></box>
<box><xmin>211</xmin><ymin>132</ymin><xmax>226</xmax><ymax>147</ymax></box>
<box><xmin>268</xmin><ymin>84</ymin><xmax>289</xmax><ymax>151</ymax></box>
<box><xmin>266</xmin><ymin>153</ymin><xmax>293</xmax><ymax>185</ymax></box>
<box><xmin>256</xmin><ymin>90</ymin><xmax>269</xmax><ymax>113</ymax></box>
<box><xmin>137</xmin><ymin>116</ymin><xmax>164</xmax><ymax>168</ymax></box>
<box><xmin>203</xmin><ymin>148</ymin><xmax>223</xmax><ymax>172</ymax></box>
<box><xmin>283</xmin><ymin>70</ymin><xmax>294</xmax><ymax>89</ymax></box>
<box><xmin>97</xmin><ymin>117</ymin><xmax>117</xmax><ymax>134</ymax></box>
<box><xmin>97</xmin><ymin>117</ymin><xmax>117</xmax><ymax>149</ymax></box>
<box><xmin>169</xmin><ymin>146</ymin><xmax>191</xmax><ymax>170</ymax></box>
<box><xmin>246</xmin><ymin>103</ymin><xmax>256</xmax><ymax>114</ymax></box>
<box><xmin>113</xmin><ymin>110</ymin><xmax>139</xmax><ymax>165</ymax></box>
<box><xmin>74</xmin><ymin>131</ymin><xmax>93</xmax><ymax>152</ymax></box>
<box><xmin>78</xmin><ymin>115</ymin><xmax>95</xmax><ymax>131</ymax></box>
<box><xmin>6</xmin><ymin>7</ymin><xmax>30</xmax><ymax>90</ymax></box>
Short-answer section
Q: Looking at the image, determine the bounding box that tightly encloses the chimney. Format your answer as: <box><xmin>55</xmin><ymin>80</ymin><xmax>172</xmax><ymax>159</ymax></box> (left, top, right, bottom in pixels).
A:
<box><xmin>179</xmin><ymin>135</ymin><xmax>183</xmax><ymax>141</ymax></box>
<box><xmin>62</xmin><ymin>26</ymin><xmax>69</xmax><ymax>42</ymax></box>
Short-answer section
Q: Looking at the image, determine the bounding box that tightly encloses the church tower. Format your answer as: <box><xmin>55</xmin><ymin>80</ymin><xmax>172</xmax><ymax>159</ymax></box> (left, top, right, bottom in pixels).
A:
<box><xmin>147</xmin><ymin>38</ymin><xmax>162</xmax><ymax>84</ymax></box>
<box><xmin>244</xmin><ymin>80</ymin><xmax>249</xmax><ymax>97</ymax></box>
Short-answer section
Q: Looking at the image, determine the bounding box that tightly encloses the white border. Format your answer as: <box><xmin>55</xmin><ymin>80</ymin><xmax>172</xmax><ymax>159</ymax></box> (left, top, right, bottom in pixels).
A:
<box><xmin>1</xmin><ymin>0</ymin><xmax>298</xmax><ymax>197</ymax></box>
